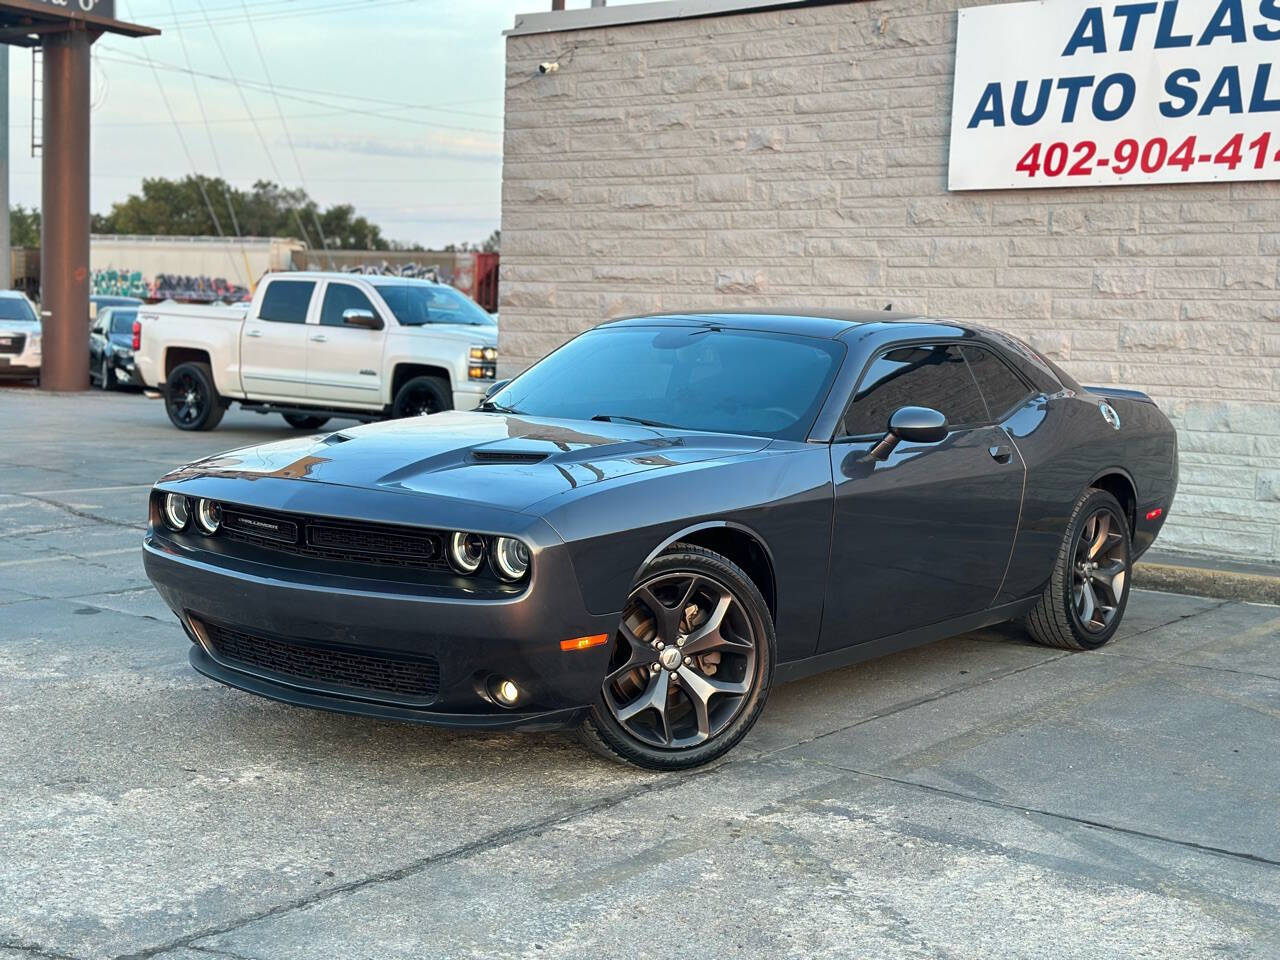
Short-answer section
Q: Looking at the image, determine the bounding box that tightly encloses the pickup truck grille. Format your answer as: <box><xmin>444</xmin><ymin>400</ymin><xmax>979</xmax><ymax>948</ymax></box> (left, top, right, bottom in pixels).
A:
<box><xmin>219</xmin><ymin>506</ymin><xmax>450</xmax><ymax>571</ymax></box>
<box><xmin>0</xmin><ymin>333</ymin><xmax>25</xmax><ymax>355</ymax></box>
<box><xmin>202</xmin><ymin>620</ymin><xmax>440</xmax><ymax>702</ymax></box>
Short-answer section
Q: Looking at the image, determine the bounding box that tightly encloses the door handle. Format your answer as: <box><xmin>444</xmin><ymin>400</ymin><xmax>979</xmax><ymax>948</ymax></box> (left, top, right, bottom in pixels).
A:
<box><xmin>989</xmin><ymin>444</ymin><xmax>1013</xmax><ymax>464</ymax></box>
<box><xmin>245</xmin><ymin>329</ymin><xmax>263</xmax><ymax>338</ymax></box>
<box><xmin>310</xmin><ymin>334</ymin><xmax>328</xmax><ymax>343</ymax></box>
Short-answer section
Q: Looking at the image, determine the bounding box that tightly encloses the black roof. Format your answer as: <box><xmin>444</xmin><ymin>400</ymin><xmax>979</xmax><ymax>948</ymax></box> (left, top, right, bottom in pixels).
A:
<box><xmin>607</xmin><ymin>309</ymin><xmax>924</xmax><ymax>339</ymax></box>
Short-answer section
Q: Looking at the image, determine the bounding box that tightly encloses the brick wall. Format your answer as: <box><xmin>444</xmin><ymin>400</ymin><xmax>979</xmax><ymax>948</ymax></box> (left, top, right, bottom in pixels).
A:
<box><xmin>500</xmin><ymin>0</ymin><xmax>1280</xmax><ymax>564</ymax></box>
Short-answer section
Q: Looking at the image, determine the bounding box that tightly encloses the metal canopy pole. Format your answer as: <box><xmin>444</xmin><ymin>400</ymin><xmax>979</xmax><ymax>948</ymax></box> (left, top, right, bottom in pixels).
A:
<box><xmin>39</xmin><ymin>28</ymin><xmax>90</xmax><ymax>391</ymax></box>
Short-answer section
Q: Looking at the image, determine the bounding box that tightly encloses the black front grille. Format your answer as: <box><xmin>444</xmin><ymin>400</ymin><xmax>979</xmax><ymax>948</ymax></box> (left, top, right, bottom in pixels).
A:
<box><xmin>203</xmin><ymin>621</ymin><xmax>440</xmax><ymax>702</ymax></box>
<box><xmin>0</xmin><ymin>333</ymin><xmax>25</xmax><ymax>355</ymax></box>
<box><xmin>219</xmin><ymin>506</ymin><xmax>449</xmax><ymax>571</ymax></box>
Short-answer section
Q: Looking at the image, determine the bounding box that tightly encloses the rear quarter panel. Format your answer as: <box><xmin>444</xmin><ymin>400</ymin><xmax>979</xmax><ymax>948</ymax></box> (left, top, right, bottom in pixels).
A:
<box><xmin>135</xmin><ymin>307</ymin><xmax>248</xmax><ymax>398</ymax></box>
<box><xmin>997</xmin><ymin>391</ymin><xmax>1177</xmax><ymax>603</ymax></box>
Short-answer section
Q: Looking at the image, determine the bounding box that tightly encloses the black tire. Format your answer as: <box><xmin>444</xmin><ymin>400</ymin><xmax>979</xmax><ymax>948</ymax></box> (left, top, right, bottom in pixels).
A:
<box><xmin>165</xmin><ymin>362</ymin><xmax>226</xmax><ymax>432</ymax></box>
<box><xmin>391</xmin><ymin>375</ymin><xmax>451</xmax><ymax>419</ymax></box>
<box><xmin>579</xmin><ymin>544</ymin><xmax>775</xmax><ymax>770</ymax></box>
<box><xmin>1023</xmin><ymin>488</ymin><xmax>1132</xmax><ymax>650</ymax></box>
<box><xmin>99</xmin><ymin>356</ymin><xmax>114</xmax><ymax>391</ymax></box>
<box><xmin>283</xmin><ymin>414</ymin><xmax>330</xmax><ymax>430</ymax></box>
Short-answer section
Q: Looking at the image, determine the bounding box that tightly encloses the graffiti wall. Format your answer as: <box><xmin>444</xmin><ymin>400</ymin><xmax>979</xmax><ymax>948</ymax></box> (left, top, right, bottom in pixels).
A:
<box><xmin>90</xmin><ymin>268</ymin><xmax>249</xmax><ymax>303</ymax></box>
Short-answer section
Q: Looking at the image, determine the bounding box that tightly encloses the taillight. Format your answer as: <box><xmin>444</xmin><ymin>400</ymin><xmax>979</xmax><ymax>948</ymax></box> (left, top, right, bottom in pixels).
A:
<box><xmin>131</xmin><ymin>320</ymin><xmax>141</xmax><ymax>351</ymax></box>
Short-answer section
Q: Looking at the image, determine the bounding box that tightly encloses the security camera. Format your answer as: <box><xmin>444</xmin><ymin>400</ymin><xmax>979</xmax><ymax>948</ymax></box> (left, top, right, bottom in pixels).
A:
<box><xmin>538</xmin><ymin>61</ymin><xmax>559</xmax><ymax>74</ymax></box>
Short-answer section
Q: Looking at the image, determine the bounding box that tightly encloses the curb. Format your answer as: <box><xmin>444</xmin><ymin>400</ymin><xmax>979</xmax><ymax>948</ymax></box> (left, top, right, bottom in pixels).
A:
<box><xmin>1134</xmin><ymin>561</ymin><xmax>1280</xmax><ymax>605</ymax></box>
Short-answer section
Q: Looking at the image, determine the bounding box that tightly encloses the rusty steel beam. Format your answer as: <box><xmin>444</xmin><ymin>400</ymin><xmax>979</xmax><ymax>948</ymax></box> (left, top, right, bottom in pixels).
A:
<box><xmin>39</xmin><ymin>28</ymin><xmax>90</xmax><ymax>392</ymax></box>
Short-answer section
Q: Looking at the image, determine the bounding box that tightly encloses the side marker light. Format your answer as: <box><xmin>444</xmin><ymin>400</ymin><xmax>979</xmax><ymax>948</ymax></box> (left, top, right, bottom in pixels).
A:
<box><xmin>1146</xmin><ymin>507</ymin><xmax>1164</xmax><ymax>521</ymax></box>
<box><xmin>560</xmin><ymin>634</ymin><xmax>608</xmax><ymax>652</ymax></box>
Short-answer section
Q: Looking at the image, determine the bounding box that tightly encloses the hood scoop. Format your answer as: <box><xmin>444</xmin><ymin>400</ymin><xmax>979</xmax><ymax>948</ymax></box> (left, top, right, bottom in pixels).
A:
<box><xmin>322</xmin><ymin>432</ymin><xmax>354</xmax><ymax>445</ymax></box>
<box><xmin>469</xmin><ymin>449</ymin><xmax>549</xmax><ymax>464</ymax></box>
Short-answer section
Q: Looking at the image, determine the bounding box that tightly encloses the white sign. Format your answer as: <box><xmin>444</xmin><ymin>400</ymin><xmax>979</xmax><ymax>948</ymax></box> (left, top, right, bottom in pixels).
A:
<box><xmin>948</xmin><ymin>0</ymin><xmax>1280</xmax><ymax>190</ymax></box>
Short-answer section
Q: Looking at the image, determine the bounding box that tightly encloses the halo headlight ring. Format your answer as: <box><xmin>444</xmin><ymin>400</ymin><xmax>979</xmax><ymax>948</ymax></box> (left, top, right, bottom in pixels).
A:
<box><xmin>162</xmin><ymin>493</ymin><xmax>191</xmax><ymax>532</ymax></box>
<box><xmin>448</xmin><ymin>531</ymin><xmax>486</xmax><ymax>575</ymax></box>
<box><xmin>194</xmin><ymin>499</ymin><xmax>222</xmax><ymax>535</ymax></box>
<box><xmin>491</xmin><ymin>536</ymin><xmax>531</xmax><ymax>582</ymax></box>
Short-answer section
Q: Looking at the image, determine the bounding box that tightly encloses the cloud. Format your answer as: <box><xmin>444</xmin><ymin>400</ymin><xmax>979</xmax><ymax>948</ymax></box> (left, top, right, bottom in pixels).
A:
<box><xmin>290</xmin><ymin>132</ymin><xmax>501</xmax><ymax>164</ymax></box>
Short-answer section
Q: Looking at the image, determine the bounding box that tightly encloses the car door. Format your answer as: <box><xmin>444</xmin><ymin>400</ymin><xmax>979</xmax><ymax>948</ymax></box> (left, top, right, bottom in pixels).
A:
<box><xmin>305</xmin><ymin>280</ymin><xmax>386</xmax><ymax>407</ymax></box>
<box><xmin>818</xmin><ymin>342</ymin><xmax>1025</xmax><ymax>651</ymax></box>
<box><xmin>240</xmin><ymin>279</ymin><xmax>316</xmax><ymax>401</ymax></box>
<box><xmin>89</xmin><ymin>312</ymin><xmax>106</xmax><ymax>370</ymax></box>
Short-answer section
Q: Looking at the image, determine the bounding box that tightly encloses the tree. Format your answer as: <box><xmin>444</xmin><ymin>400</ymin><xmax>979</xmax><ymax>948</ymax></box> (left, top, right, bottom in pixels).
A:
<box><xmin>444</xmin><ymin>229</ymin><xmax>500</xmax><ymax>254</ymax></box>
<box><xmin>10</xmin><ymin>206</ymin><xmax>40</xmax><ymax>247</ymax></box>
<box><xmin>91</xmin><ymin>176</ymin><xmax>395</xmax><ymax>250</ymax></box>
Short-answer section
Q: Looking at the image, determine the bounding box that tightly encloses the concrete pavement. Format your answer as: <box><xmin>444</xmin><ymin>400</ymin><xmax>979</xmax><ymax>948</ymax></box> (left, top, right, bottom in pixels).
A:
<box><xmin>1</xmin><ymin>389</ymin><xmax>1277</xmax><ymax>959</ymax></box>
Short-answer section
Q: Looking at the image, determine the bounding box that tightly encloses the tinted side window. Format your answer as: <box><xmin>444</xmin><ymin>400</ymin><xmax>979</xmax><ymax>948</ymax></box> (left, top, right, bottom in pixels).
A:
<box><xmin>320</xmin><ymin>283</ymin><xmax>377</xmax><ymax>327</ymax></box>
<box><xmin>962</xmin><ymin>346</ymin><xmax>1033</xmax><ymax>420</ymax></box>
<box><xmin>843</xmin><ymin>344</ymin><xmax>987</xmax><ymax>437</ymax></box>
<box><xmin>992</xmin><ymin>333</ymin><xmax>1064</xmax><ymax>394</ymax></box>
<box><xmin>258</xmin><ymin>281</ymin><xmax>315</xmax><ymax>324</ymax></box>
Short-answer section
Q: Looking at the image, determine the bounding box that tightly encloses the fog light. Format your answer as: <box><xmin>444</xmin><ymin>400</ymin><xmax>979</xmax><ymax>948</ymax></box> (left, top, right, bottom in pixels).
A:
<box><xmin>194</xmin><ymin>499</ymin><xmax>221</xmax><ymax>535</ymax></box>
<box><xmin>494</xmin><ymin>679</ymin><xmax>519</xmax><ymax>706</ymax></box>
<box><xmin>162</xmin><ymin>493</ymin><xmax>190</xmax><ymax>531</ymax></box>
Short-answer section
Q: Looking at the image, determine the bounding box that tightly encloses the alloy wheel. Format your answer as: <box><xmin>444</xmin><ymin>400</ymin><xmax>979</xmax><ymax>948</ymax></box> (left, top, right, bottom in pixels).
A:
<box><xmin>1073</xmin><ymin>507</ymin><xmax>1128</xmax><ymax>633</ymax></box>
<box><xmin>603</xmin><ymin>572</ymin><xmax>757</xmax><ymax>749</ymax></box>
<box><xmin>403</xmin><ymin>385</ymin><xmax>440</xmax><ymax>417</ymax></box>
<box><xmin>167</xmin><ymin>371</ymin><xmax>204</xmax><ymax>426</ymax></box>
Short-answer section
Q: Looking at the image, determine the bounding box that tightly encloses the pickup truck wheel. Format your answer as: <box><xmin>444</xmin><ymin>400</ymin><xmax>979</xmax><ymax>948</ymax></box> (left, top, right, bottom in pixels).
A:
<box><xmin>283</xmin><ymin>414</ymin><xmax>330</xmax><ymax>430</ymax></box>
<box><xmin>392</xmin><ymin>375</ymin><xmax>451</xmax><ymax>419</ymax></box>
<box><xmin>165</xmin><ymin>362</ymin><xmax>226</xmax><ymax>432</ymax></box>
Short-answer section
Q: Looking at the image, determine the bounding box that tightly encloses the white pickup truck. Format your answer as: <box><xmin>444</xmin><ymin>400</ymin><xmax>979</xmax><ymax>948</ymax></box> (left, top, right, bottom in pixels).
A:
<box><xmin>134</xmin><ymin>272</ymin><xmax>499</xmax><ymax>431</ymax></box>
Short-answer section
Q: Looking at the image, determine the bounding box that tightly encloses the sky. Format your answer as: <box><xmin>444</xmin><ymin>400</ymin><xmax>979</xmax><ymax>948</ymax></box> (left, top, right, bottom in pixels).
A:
<box><xmin>4</xmin><ymin>0</ymin><xmax>587</xmax><ymax>250</ymax></box>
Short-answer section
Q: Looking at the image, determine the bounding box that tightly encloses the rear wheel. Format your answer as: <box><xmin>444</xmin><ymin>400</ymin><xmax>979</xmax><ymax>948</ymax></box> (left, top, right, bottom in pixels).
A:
<box><xmin>391</xmin><ymin>375</ymin><xmax>451</xmax><ymax>419</ymax></box>
<box><xmin>165</xmin><ymin>362</ymin><xmax>225</xmax><ymax>432</ymax></box>
<box><xmin>1024</xmin><ymin>488</ymin><xmax>1131</xmax><ymax>650</ymax></box>
<box><xmin>283</xmin><ymin>414</ymin><xmax>330</xmax><ymax>430</ymax></box>
<box><xmin>579</xmin><ymin>545</ymin><xmax>774</xmax><ymax>769</ymax></box>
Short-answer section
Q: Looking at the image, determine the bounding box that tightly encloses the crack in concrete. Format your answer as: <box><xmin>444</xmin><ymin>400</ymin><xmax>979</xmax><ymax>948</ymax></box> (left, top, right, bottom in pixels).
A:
<box><xmin>1094</xmin><ymin>648</ymin><xmax>1280</xmax><ymax>683</ymax></box>
<box><xmin>793</xmin><ymin>759</ymin><xmax>1280</xmax><ymax>870</ymax></box>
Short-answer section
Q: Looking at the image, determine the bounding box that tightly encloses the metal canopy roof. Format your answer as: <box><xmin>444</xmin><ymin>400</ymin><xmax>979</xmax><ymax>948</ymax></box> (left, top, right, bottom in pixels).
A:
<box><xmin>0</xmin><ymin>0</ymin><xmax>158</xmax><ymax>45</ymax></box>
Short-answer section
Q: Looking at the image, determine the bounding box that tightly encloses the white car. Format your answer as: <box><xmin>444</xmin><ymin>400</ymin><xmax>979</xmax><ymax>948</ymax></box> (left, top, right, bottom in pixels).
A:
<box><xmin>134</xmin><ymin>273</ymin><xmax>500</xmax><ymax>431</ymax></box>
<box><xmin>0</xmin><ymin>290</ymin><xmax>42</xmax><ymax>383</ymax></box>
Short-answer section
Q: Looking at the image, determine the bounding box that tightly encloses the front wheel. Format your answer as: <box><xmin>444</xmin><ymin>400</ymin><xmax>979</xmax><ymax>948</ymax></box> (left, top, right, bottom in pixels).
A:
<box><xmin>165</xmin><ymin>362</ymin><xmax>226</xmax><ymax>432</ymax></box>
<box><xmin>579</xmin><ymin>544</ymin><xmax>775</xmax><ymax>769</ymax></box>
<box><xmin>98</xmin><ymin>356</ymin><xmax>114</xmax><ymax>391</ymax></box>
<box><xmin>391</xmin><ymin>375</ymin><xmax>451</xmax><ymax>419</ymax></box>
<box><xmin>1023</xmin><ymin>488</ymin><xmax>1132</xmax><ymax>650</ymax></box>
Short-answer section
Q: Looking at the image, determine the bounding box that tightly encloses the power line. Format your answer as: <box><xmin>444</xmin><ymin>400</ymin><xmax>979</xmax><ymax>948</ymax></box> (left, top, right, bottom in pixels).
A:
<box><xmin>168</xmin><ymin>0</ymin><xmax>243</xmax><ymax>243</ymax></box>
<box><xmin>196</xmin><ymin>0</ymin><xmax>317</xmax><ymax>254</ymax></box>
<box><xmin>93</xmin><ymin>52</ymin><xmax>503</xmax><ymax>136</ymax></box>
<box><xmin>139</xmin><ymin>0</ymin><xmax>418</xmax><ymax>30</ymax></box>
<box><xmin>238</xmin><ymin>0</ymin><xmax>334</xmax><ymax>268</ymax></box>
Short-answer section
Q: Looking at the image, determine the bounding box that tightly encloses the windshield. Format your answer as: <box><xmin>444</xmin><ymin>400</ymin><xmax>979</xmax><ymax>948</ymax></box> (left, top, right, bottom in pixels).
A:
<box><xmin>374</xmin><ymin>282</ymin><xmax>495</xmax><ymax>327</ymax></box>
<box><xmin>486</xmin><ymin>325</ymin><xmax>845</xmax><ymax>441</ymax></box>
<box><xmin>109</xmin><ymin>310</ymin><xmax>138</xmax><ymax>335</ymax></box>
<box><xmin>0</xmin><ymin>297</ymin><xmax>36</xmax><ymax>323</ymax></box>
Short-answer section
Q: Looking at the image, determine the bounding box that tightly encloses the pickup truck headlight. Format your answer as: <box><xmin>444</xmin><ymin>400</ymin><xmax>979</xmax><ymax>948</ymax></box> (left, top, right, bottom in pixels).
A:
<box><xmin>468</xmin><ymin>345</ymin><xmax>497</xmax><ymax>380</ymax></box>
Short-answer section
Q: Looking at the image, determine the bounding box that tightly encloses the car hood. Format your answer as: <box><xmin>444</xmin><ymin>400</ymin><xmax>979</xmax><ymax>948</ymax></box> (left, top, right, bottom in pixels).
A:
<box><xmin>0</xmin><ymin>319</ymin><xmax>38</xmax><ymax>334</ymax></box>
<box><xmin>166</xmin><ymin>410</ymin><xmax>771</xmax><ymax>513</ymax></box>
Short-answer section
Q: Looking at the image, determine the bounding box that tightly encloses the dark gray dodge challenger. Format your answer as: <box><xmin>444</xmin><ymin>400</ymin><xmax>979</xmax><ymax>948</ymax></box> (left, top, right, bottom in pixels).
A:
<box><xmin>144</xmin><ymin>310</ymin><xmax>1178</xmax><ymax>769</ymax></box>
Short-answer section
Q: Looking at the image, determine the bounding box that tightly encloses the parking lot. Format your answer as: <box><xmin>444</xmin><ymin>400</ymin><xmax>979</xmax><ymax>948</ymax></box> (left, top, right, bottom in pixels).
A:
<box><xmin>1</xmin><ymin>387</ymin><xmax>1278</xmax><ymax>960</ymax></box>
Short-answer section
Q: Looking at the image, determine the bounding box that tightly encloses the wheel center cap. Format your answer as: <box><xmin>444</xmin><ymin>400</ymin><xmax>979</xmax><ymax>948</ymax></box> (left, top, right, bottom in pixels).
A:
<box><xmin>659</xmin><ymin>647</ymin><xmax>682</xmax><ymax>670</ymax></box>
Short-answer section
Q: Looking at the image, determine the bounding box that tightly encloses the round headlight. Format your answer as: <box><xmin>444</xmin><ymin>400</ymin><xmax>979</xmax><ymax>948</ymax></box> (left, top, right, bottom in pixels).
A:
<box><xmin>162</xmin><ymin>493</ymin><xmax>191</xmax><ymax>531</ymax></box>
<box><xmin>194</xmin><ymin>499</ymin><xmax>221</xmax><ymax>535</ymax></box>
<box><xmin>448</xmin><ymin>531</ymin><xmax>486</xmax><ymax>574</ymax></box>
<box><xmin>491</xmin><ymin>537</ymin><xmax>531</xmax><ymax>582</ymax></box>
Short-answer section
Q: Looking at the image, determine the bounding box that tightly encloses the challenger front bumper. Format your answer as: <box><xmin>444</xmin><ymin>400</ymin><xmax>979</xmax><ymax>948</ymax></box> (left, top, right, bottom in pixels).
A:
<box><xmin>143</xmin><ymin>489</ymin><xmax>619</xmax><ymax>731</ymax></box>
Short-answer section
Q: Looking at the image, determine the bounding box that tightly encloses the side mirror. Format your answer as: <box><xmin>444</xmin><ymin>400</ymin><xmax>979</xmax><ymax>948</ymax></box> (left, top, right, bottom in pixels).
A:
<box><xmin>888</xmin><ymin>406</ymin><xmax>949</xmax><ymax>444</ymax></box>
<box><xmin>484</xmin><ymin>378</ymin><xmax>510</xmax><ymax>400</ymax></box>
<box><xmin>342</xmin><ymin>308</ymin><xmax>383</xmax><ymax>331</ymax></box>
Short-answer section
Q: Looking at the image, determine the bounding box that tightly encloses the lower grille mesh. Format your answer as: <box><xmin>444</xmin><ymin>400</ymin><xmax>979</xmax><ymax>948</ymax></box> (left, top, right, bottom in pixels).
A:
<box><xmin>203</xmin><ymin>622</ymin><xmax>440</xmax><ymax>701</ymax></box>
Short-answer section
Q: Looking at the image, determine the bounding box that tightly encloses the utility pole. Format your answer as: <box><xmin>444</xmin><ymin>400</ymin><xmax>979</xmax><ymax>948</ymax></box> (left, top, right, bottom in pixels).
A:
<box><xmin>0</xmin><ymin>44</ymin><xmax>10</xmax><ymax>289</ymax></box>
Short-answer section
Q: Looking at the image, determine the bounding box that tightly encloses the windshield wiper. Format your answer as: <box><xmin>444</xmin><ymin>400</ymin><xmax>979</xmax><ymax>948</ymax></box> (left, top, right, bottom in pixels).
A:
<box><xmin>591</xmin><ymin>414</ymin><xmax>680</xmax><ymax>429</ymax></box>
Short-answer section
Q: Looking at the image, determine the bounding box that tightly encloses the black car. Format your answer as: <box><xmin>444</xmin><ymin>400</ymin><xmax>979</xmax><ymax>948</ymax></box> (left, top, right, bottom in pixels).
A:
<box><xmin>143</xmin><ymin>311</ymin><xmax>1178</xmax><ymax>769</ymax></box>
<box><xmin>89</xmin><ymin>306</ymin><xmax>142</xmax><ymax>390</ymax></box>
